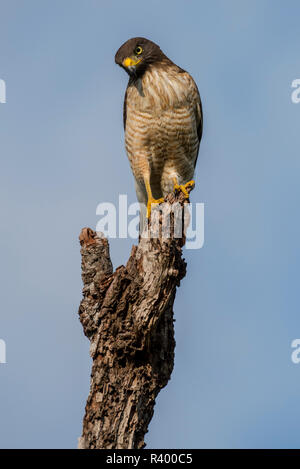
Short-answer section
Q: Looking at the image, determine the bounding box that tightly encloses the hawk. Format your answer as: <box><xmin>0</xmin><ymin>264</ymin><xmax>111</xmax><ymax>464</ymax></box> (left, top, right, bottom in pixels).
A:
<box><xmin>115</xmin><ymin>37</ymin><xmax>203</xmax><ymax>230</ymax></box>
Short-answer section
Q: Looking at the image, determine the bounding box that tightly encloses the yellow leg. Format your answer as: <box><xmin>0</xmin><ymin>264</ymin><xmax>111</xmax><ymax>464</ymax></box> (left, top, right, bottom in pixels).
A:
<box><xmin>173</xmin><ymin>178</ymin><xmax>195</xmax><ymax>199</ymax></box>
<box><xmin>145</xmin><ymin>179</ymin><xmax>164</xmax><ymax>218</ymax></box>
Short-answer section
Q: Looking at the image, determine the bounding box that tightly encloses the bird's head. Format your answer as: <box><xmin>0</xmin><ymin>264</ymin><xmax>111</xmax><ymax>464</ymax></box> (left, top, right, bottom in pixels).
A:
<box><xmin>115</xmin><ymin>37</ymin><xmax>165</xmax><ymax>77</ymax></box>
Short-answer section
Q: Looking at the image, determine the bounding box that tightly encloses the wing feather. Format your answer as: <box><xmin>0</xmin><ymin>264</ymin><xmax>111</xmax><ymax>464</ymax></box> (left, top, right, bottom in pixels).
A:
<box><xmin>123</xmin><ymin>87</ymin><xmax>128</xmax><ymax>130</ymax></box>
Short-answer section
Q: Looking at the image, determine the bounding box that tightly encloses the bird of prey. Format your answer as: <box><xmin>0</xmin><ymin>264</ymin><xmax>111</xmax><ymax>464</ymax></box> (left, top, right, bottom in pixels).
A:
<box><xmin>115</xmin><ymin>37</ymin><xmax>203</xmax><ymax>230</ymax></box>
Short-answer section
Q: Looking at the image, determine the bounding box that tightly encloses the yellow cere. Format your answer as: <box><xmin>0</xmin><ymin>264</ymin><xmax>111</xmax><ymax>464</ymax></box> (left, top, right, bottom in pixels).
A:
<box><xmin>123</xmin><ymin>57</ymin><xmax>142</xmax><ymax>68</ymax></box>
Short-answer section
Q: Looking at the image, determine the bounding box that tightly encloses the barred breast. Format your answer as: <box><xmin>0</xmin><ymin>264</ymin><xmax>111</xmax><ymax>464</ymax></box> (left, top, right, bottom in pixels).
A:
<box><xmin>124</xmin><ymin>63</ymin><xmax>202</xmax><ymax>204</ymax></box>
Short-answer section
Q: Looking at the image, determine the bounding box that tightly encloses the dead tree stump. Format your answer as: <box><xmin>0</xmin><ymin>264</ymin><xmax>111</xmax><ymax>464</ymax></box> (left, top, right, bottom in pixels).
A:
<box><xmin>77</xmin><ymin>189</ymin><xmax>192</xmax><ymax>449</ymax></box>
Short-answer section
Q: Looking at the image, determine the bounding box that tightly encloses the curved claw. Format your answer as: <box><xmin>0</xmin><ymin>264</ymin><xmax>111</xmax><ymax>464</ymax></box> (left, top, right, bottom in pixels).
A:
<box><xmin>147</xmin><ymin>197</ymin><xmax>165</xmax><ymax>218</ymax></box>
<box><xmin>173</xmin><ymin>180</ymin><xmax>195</xmax><ymax>199</ymax></box>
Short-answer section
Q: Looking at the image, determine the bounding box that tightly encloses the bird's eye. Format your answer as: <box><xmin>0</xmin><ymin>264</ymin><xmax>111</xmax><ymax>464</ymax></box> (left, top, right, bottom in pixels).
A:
<box><xmin>134</xmin><ymin>46</ymin><xmax>143</xmax><ymax>55</ymax></box>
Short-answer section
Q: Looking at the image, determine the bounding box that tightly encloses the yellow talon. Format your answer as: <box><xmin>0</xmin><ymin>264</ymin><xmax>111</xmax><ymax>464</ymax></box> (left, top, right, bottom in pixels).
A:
<box><xmin>173</xmin><ymin>179</ymin><xmax>195</xmax><ymax>199</ymax></box>
<box><xmin>147</xmin><ymin>197</ymin><xmax>164</xmax><ymax>218</ymax></box>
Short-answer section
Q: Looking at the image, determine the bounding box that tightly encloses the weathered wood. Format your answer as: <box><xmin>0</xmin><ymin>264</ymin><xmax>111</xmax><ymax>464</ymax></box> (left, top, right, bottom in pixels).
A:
<box><xmin>78</xmin><ymin>190</ymin><xmax>192</xmax><ymax>449</ymax></box>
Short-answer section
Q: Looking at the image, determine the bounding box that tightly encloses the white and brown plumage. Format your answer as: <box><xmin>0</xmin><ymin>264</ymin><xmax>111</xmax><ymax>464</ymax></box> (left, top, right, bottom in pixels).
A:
<box><xmin>115</xmin><ymin>37</ymin><xmax>203</xmax><ymax>229</ymax></box>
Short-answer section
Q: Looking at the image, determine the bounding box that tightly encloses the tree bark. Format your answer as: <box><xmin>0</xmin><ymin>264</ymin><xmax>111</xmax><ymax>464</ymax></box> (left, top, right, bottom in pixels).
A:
<box><xmin>77</xmin><ymin>190</ymin><xmax>192</xmax><ymax>449</ymax></box>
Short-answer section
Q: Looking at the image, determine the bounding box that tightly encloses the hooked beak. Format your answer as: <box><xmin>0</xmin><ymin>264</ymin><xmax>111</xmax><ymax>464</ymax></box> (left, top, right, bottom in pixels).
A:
<box><xmin>122</xmin><ymin>56</ymin><xmax>142</xmax><ymax>74</ymax></box>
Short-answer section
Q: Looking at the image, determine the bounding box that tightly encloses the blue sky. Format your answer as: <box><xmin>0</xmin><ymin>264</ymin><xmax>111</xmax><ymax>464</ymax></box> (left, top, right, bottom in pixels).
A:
<box><xmin>0</xmin><ymin>0</ymin><xmax>300</xmax><ymax>448</ymax></box>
